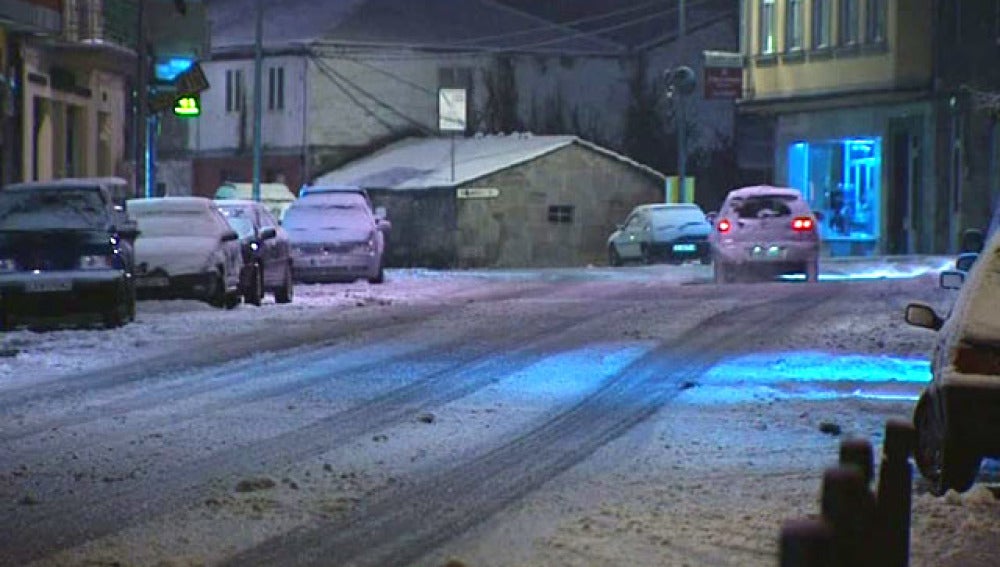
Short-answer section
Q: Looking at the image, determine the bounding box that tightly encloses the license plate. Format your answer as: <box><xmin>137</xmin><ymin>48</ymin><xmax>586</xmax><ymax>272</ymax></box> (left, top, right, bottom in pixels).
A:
<box><xmin>24</xmin><ymin>280</ymin><xmax>72</xmax><ymax>293</ymax></box>
<box><xmin>672</xmin><ymin>243</ymin><xmax>697</xmax><ymax>253</ymax></box>
<box><xmin>136</xmin><ymin>276</ymin><xmax>169</xmax><ymax>288</ymax></box>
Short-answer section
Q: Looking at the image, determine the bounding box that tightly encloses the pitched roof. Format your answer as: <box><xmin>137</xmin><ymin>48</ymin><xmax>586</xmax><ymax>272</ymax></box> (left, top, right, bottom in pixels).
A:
<box><xmin>493</xmin><ymin>0</ymin><xmax>736</xmax><ymax>51</ymax></box>
<box><xmin>209</xmin><ymin>0</ymin><xmax>621</xmax><ymax>56</ymax></box>
<box><xmin>313</xmin><ymin>135</ymin><xmax>665</xmax><ymax>191</ymax></box>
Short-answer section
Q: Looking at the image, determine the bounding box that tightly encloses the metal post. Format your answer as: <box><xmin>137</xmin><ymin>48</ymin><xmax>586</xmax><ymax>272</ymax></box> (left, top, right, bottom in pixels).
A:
<box><xmin>252</xmin><ymin>0</ymin><xmax>264</xmax><ymax>202</ymax></box>
<box><xmin>876</xmin><ymin>419</ymin><xmax>916</xmax><ymax>567</ymax></box>
<box><xmin>821</xmin><ymin>466</ymin><xmax>877</xmax><ymax>567</ymax></box>
<box><xmin>145</xmin><ymin>114</ymin><xmax>157</xmax><ymax>197</ymax></box>
<box><xmin>677</xmin><ymin>0</ymin><xmax>686</xmax><ymax>201</ymax></box>
<box><xmin>135</xmin><ymin>0</ymin><xmax>148</xmax><ymax>198</ymax></box>
<box><xmin>780</xmin><ymin>518</ymin><xmax>834</xmax><ymax>567</ymax></box>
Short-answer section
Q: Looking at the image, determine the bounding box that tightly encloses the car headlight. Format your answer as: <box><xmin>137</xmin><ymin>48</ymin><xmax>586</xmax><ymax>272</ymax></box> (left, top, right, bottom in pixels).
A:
<box><xmin>79</xmin><ymin>254</ymin><xmax>115</xmax><ymax>270</ymax></box>
<box><xmin>0</xmin><ymin>258</ymin><xmax>18</xmax><ymax>272</ymax></box>
<box><xmin>350</xmin><ymin>241</ymin><xmax>373</xmax><ymax>255</ymax></box>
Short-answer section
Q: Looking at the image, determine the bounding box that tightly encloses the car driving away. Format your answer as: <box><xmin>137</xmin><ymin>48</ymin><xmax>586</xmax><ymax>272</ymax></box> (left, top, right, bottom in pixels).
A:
<box><xmin>709</xmin><ymin>186</ymin><xmax>820</xmax><ymax>283</ymax></box>
<box><xmin>607</xmin><ymin>203</ymin><xmax>712</xmax><ymax>266</ymax></box>
<box><xmin>906</xmin><ymin>228</ymin><xmax>1000</xmax><ymax>495</ymax></box>
<box><xmin>0</xmin><ymin>180</ymin><xmax>138</xmax><ymax>329</ymax></box>
<box><xmin>216</xmin><ymin>199</ymin><xmax>295</xmax><ymax>305</ymax></box>
<box><xmin>128</xmin><ymin>197</ymin><xmax>244</xmax><ymax>309</ymax></box>
<box><xmin>285</xmin><ymin>189</ymin><xmax>391</xmax><ymax>284</ymax></box>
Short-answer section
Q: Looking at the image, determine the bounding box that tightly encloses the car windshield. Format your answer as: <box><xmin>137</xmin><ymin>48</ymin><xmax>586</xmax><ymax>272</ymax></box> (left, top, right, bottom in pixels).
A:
<box><xmin>647</xmin><ymin>207</ymin><xmax>707</xmax><ymax>226</ymax></box>
<box><xmin>283</xmin><ymin>203</ymin><xmax>371</xmax><ymax>231</ymax></box>
<box><xmin>0</xmin><ymin>188</ymin><xmax>107</xmax><ymax>231</ymax></box>
<box><xmin>132</xmin><ymin>210</ymin><xmax>218</xmax><ymax>237</ymax></box>
<box><xmin>731</xmin><ymin>195</ymin><xmax>797</xmax><ymax>219</ymax></box>
<box><xmin>299</xmin><ymin>192</ymin><xmax>368</xmax><ymax>209</ymax></box>
<box><xmin>218</xmin><ymin>207</ymin><xmax>255</xmax><ymax>238</ymax></box>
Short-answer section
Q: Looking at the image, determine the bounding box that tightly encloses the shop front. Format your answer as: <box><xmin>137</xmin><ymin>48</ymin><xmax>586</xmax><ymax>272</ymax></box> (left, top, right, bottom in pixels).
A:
<box><xmin>773</xmin><ymin>102</ymin><xmax>935</xmax><ymax>257</ymax></box>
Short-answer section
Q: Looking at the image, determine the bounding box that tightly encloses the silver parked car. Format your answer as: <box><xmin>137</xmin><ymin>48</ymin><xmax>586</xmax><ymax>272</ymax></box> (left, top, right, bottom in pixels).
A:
<box><xmin>708</xmin><ymin>186</ymin><xmax>820</xmax><ymax>283</ymax></box>
<box><xmin>906</xmin><ymin>228</ymin><xmax>1000</xmax><ymax>495</ymax></box>
<box><xmin>607</xmin><ymin>203</ymin><xmax>712</xmax><ymax>266</ymax></box>
<box><xmin>285</xmin><ymin>191</ymin><xmax>391</xmax><ymax>284</ymax></box>
<box><xmin>128</xmin><ymin>197</ymin><xmax>244</xmax><ymax>308</ymax></box>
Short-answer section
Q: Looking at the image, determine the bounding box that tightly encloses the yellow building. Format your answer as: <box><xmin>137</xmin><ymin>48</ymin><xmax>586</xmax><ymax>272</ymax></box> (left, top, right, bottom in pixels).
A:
<box><xmin>738</xmin><ymin>0</ymin><xmax>937</xmax><ymax>256</ymax></box>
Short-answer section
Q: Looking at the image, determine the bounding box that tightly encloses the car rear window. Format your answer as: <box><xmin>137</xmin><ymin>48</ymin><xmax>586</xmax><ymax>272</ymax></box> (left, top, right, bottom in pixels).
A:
<box><xmin>731</xmin><ymin>195</ymin><xmax>798</xmax><ymax>219</ymax></box>
<box><xmin>0</xmin><ymin>189</ymin><xmax>108</xmax><ymax>231</ymax></box>
<box><xmin>648</xmin><ymin>207</ymin><xmax>706</xmax><ymax>226</ymax></box>
<box><xmin>132</xmin><ymin>210</ymin><xmax>219</xmax><ymax>237</ymax></box>
<box><xmin>299</xmin><ymin>192</ymin><xmax>368</xmax><ymax>209</ymax></box>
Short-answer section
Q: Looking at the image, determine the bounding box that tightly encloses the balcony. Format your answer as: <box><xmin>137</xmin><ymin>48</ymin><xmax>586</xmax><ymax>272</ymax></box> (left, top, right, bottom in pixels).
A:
<box><xmin>62</xmin><ymin>0</ymin><xmax>137</xmax><ymax>52</ymax></box>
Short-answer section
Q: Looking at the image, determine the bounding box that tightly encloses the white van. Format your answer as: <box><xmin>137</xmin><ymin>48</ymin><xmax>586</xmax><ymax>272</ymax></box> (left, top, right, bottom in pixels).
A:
<box><xmin>214</xmin><ymin>182</ymin><xmax>296</xmax><ymax>222</ymax></box>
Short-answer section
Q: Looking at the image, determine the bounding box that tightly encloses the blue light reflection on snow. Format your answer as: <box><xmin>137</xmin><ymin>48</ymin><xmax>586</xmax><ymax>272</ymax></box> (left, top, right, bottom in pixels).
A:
<box><xmin>780</xmin><ymin>258</ymin><xmax>954</xmax><ymax>282</ymax></box>
<box><xmin>683</xmin><ymin>351</ymin><xmax>931</xmax><ymax>405</ymax></box>
<box><xmin>493</xmin><ymin>344</ymin><xmax>653</xmax><ymax>401</ymax></box>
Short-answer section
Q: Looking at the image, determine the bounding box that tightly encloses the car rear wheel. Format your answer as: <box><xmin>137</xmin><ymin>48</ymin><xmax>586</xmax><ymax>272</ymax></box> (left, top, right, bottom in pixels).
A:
<box><xmin>640</xmin><ymin>244</ymin><xmax>652</xmax><ymax>265</ymax></box>
<box><xmin>914</xmin><ymin>393</ymin><xmax>982</xmax><ymax>495</ymax></box>
<box><xmin>713</xmin><ymin>259</ymin><xmax>732</xmax><ymax>284</ymax></box>
<box><xmin>805</xmin><ymin>259</ymin><xmax>819</xmax><ymax>283</ymax></box>
<box><xmin>608</xmin><ymin>245</ymin><xmax>622</xmax><ymax>267</ymax></box>
<box><xmin>368</xmin><ymin>262</ymin><xmax>385</xmax><ymax>285</ymax></box>
<box><xmin>207</xmin><ymin>273</ymin><xmax>227</xmax><ymax>308</ymax></box>
<box><xmin>275</xmin><ymin>263</ymin><xmax>294</xmax><ymax>304</ymax></box>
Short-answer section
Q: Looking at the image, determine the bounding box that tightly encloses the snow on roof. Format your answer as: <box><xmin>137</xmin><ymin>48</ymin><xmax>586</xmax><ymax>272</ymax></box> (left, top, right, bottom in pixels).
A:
<box><xmin>210</xmin><ymin>0</ymin><xmax>621</xmax><ymax>55</ymax></box>
<box><xmin>314</xmin><ymin>135</ymin><xmax>665</xmax><ymax>191</ymax></box>
<box><xmin>127</xmin><ymin>197</ymin><xmax>216</xmax><ymax>214</ymax></box>
<box><xmin>726</xmin><ymin>185</ymin><xmax>803</xmax><ymax>199</ymax></box>
<box><xmin>951</xmin><ymin>229</ymin><xmax>1000</xmax><ymax>344</ymax></box>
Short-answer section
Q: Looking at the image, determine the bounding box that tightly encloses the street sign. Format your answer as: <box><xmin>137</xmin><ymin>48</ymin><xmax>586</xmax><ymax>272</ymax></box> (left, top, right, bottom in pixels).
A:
<box><xmin>703</xmin><ymin>50</ymin><xmax>743</xmax><ymax>100</ymax></box>
<box><xmin>457</xmin><ymin>187</ymin><xmax>500</xmax><ymax>199</ymax></box>
<box><xmin>173</xmin><ymin>95</ymin><xmax>201</xmax><ymax>117</ymax></box>
<box><xmin>439</xmin><ymin>88</ymin><xmax>467</xmax><ymax>132</ymax></box>
<box><xmin>174</xmin><ymin>63</ymin><xmax>209</xmax><ymax>95</ymax></box>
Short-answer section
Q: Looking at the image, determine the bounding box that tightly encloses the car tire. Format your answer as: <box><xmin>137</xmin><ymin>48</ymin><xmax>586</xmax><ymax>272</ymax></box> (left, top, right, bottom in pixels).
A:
<box><xmin>914</xmin><ymin>393</ymin><xmax>982</xmax><ymax>495</ymax></box>
<box><xmin>275</xmin><ymin>263</ymin><xmax>294</xmax><ymax>304</ymax></box>
<box><xmin>640</xmin><ymin>244</ymin><xmax>652</xmax><ymax>265</ymax></box>
<box><xmin>608</xmin><ymin>245</ymin><xmax>622</xmax><ymax>267</ymax></box>
<box><xmin>368</xmin><ymin>262</ymin><xmax>385</xmax><ymax>285</ymax></box>
<box><xmin>699</xmin><ymin>255</ymin><xmax>712</xmax><ymax>266</ymax></box>
<box><xmin>102</xmin><ymin>292</ymin><xmax>126</xmax><ymax>329</ymax></box>
<box><xmin>126</xmin><ymin>281</ymin><xmax>137</xmax><ymax>322</ymax></box>
<box><xmin>805</xmin><ymin>259</ymin><xmax>820</xmax><ymax>283</ymax></box>
<box><xmin>207</xmin><ymin>273</ymin><xmax>227</xmax><ymax>308</ymax></box>
<box><xmin>245</xmin><ymin>264</ymin><xmax>264</xmax><ymax>307</ymax></box>
<box><xmin>713</xmin><ymin>259</ymin><xmax>731</xmax><ymax>284</ymax></box>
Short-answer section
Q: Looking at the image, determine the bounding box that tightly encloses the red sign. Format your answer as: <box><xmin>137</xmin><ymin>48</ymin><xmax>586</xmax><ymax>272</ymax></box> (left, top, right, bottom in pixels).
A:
<box><xmin>704</xmin><ymin>66</ymin><xmax>742</xmax><ymax>100</ymax></box>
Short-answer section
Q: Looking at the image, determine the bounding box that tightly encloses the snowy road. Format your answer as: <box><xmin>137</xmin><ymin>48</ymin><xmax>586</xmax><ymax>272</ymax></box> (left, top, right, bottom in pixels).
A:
<box><xmin>1</xmin><ymin>260</ymin><xmax>998</xmax><ymax>566</ymax></box>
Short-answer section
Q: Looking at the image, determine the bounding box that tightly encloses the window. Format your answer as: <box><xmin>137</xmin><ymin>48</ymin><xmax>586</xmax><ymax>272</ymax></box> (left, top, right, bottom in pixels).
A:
<box><xmin>866</xmin><ymin>0</ymin><xmax>886</xmax><ymax>43</ymax></box>
<box><xmin>786</xmin><ymin>0</ymin><xmax>804</xmax><ymax>51</ymax></box>
<box><xmin>548</xmin><ymin>205</ymin><xmax>574</xmax><ymax>224</ymax></box>
<box><xmin>225</xmin><ymin>69</ymin><xmax>244</xmax><ymax>113</ymax></box>
<box><xmin>268</xmin><ymin>67</ymin><xmax>284</xmax><ymax>111</ymax></box>
<box><xmin>839</xmin><ymin>0</ymin><xmax>860</xmax><ymax>46</ymax></box>
<box><xmin>759</xmin><ymin>0</ymin><xmax>777</xmax><ymax>54</ymax></box>
<box><xmin>812</xmin><ymin>0</ymin><xmax>832</xmax><ymax>48</ymax></box>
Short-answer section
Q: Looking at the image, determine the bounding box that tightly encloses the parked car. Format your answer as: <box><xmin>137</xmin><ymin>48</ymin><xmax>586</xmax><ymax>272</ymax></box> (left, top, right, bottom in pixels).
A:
<box><xmin>127</xmin><ymin>197</ymin><xmax>244</xmax><ymax>308</ymax></box>
<box><xmin>216</xmin><ymin>199</ymin><xmax>295</xmax><ymax>305</ymax></box>
<box><xmin>905</xmin><ymin>228</ymin><xmax>1000</xmax><ymax>495</ymax></box>
<box><xmin>284</xmin><ymin>191</ymin><xmax>390</xmax><ymax>284</ymax></box>
<box><xmin>949</xmin><ymin>202</ymin><xmax>1000</xmax><ymax>276</ymax></box>
<box><xmin>0</xmin><ymin>180</ymin><xmax>138</xmax><ymax>328</ymax></box>
<box><xmin>214</xmin><ymin>182</ymin><xmax>296</xmax><ymax>223</ymax></box>
<box><xmin>607</xmin><ymin>203</ymin><xmax>712</xmax><ymax>266</ymax></box>
<box><xmin>708</xmin><ymin>186</ymin><xmax>821</xmax><ymax>283</ymax></box>
<box><xmin>298</xmin><ymin>184</ymin><xmax>373</xmax><ymax>209</ymax></box>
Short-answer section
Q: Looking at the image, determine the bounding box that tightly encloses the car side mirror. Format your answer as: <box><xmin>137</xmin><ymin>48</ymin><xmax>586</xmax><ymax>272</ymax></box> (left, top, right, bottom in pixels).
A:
<box><xmin>939</xmin><ymin>269</ymin><xmax>966</xmax><ymax>290</ymax></box>
<box><xmin>960</xmin><ymin>229</ymin><xmax>985</xmax><ymax>254</ymax></box>
<box><xmin>812</xmin><ymin>210</ymin><xmax>825</xmax><ymax>221</ymax></box>
<box><xmin>377</xmin><ymin>219</ymin><xmax>392</xmax><ymax>232</ymax></box>
<box><xmin>705</xmin><ymin>212</ymin><xmax>718</xmax><ymax>224</ymax></box>
<box><xmin>374</xmin><ymin>206</ymin><xmax>388</xmax><ymax>220</ymax></box>
<box><xmin>259</xmin><ymin>227</ymin><xmax>277</xmax><ymax>240</ymax></box>
<box><xmin>905</xmin><ymin>302</ymin><xmax>943</xmax><ymax>331</ymax></box>
<box><xmin>955</xmin><ymin>252</ymin><xmax>978</xmax><ymax>273</ymax></box>
<box><xmin>222</xmin><ymin>231</ymin><xmax>239</xmax><ymax>243</ymax></box>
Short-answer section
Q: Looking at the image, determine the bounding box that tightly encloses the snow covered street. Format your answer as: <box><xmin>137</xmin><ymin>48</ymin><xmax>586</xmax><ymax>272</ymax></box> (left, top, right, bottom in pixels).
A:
<box><xmin>1</xmin><ymin>257</ymin><xmax>998</xmax><ymax>567</ymax></box>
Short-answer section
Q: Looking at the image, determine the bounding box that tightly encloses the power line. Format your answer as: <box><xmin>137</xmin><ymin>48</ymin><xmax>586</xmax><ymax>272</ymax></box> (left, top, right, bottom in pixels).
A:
<box><xmin>309</xmin><ymin>56</ymin><xmax>399</xmax><ymax>133</ymax></box>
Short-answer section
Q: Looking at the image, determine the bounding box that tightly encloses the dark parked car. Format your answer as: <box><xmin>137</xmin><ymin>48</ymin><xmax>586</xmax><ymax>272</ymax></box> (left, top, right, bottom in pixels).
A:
<box><xmin>906</xmin><ymin>228</ymin><xmax>1000</xmax><ymax>495</ymax></box>
<box><xmin>0</xmin><ymin>180</ymin><xmax>138</xmax><ymax>329</ymax></box>
<box><xmin>216</xmin><ymin>199</ymin><xmax>294</xmax><ymax>305</ymax></box>
<box><xmin>607</xmin><ymin>203</ymin><xmax>712</xmax><ymax>265</ymax></box>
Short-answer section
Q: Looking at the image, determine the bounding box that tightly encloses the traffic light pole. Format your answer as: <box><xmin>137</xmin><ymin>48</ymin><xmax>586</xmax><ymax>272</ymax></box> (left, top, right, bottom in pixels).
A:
<box><xmin>677</xmin><ymin>0</ymin><xmax>686</xmax><ymax>201</ymax></box>
<box><xmin>135</xmin><ymin>0</ymin><xmax>148</xmax><ymax>198</ymax></box>
<box><xmin>252</xmin><ymin>0</ymin><xmax>264</xmax><ymax>202</ymax></box>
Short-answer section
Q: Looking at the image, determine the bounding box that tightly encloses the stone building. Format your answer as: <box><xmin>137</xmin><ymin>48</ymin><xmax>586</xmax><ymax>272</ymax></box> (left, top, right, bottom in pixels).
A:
<box><xmin>313</xmin><ymin>134</ymin><xmax>665</xmax><ymax>268</ymax></box>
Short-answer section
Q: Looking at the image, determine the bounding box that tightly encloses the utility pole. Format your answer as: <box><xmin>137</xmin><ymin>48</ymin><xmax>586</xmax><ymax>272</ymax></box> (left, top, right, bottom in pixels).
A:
<box><xmin>135</xmin><ymin>0</ymin><xmax>148</xmax><ymax>198</ymax></box>
<box><xmin>677</xmin><ymin>0</ymin><xmax>687</xmax><ymax>200</ymax></box>
<box><xmin>252</xmin><ymin>0</ymin><xmax>264</xmax><ymax>202</ymax></box>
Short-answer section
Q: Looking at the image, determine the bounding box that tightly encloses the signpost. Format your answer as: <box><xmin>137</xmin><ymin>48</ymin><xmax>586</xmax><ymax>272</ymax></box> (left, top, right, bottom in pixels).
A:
<box><xmin>703</xmin><ymin>51</ymin><xmax>743</xmax><ymax>100</ymax></box>
<box><xmin>456</xmin><ymin>187</ymin><xmax>500</xmax><ymax>199</ymax></box>
<box><xmin>439</xmin><ymin>88</ymin><xmax>467</xmax><ymax>184</ymax></box>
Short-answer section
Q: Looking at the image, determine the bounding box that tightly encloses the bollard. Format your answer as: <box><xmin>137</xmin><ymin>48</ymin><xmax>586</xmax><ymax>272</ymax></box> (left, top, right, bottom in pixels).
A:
<box><xmin>876</xmin><ymin>418</ymin><xmax>916</xmax><ymax>567</ymax></box>
<box><xmin>839</xmin><ymin>437</ymin><xmax>875</xmax><ymax>487</ymax></box>
<box><xmin>821</xmin><ymin>466</ymin><xmax>877</xmax><ymax>567</ymax></box>
<box><xmin>780</xmin><ymin>518</ymin><xmax>834</xmax><ymax>567</ymax></box>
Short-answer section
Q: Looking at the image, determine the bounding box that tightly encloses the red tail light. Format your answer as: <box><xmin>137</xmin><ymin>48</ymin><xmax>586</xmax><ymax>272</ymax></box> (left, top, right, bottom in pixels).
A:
<box><xmin>717</xmin><ymin>219</ymin><xmax>731</xmax><ymax>233</ymax></box>
<box><xmin>792</xmin><ymin>217</ymin><xmax>815</xmax><ymax>232</ymax></box>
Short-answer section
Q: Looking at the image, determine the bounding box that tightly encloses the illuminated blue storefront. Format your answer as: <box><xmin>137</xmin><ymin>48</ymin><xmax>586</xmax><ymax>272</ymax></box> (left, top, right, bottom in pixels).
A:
<box><xmin>774</xmin><ymin>103</ymin><xmax>934</xmax><ymax>257</ymax></box>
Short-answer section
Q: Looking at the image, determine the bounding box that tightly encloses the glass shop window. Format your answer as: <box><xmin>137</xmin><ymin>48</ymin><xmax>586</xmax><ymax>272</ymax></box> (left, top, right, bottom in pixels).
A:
<box><xmin>786</xmin><ymin>137</ymin><xmax>881</xmax><ymax>242</ymax></box>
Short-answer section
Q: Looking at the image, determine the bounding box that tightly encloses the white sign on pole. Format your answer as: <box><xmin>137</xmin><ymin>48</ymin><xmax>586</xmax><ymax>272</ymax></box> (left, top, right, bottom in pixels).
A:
<box><xmin>457</xmin><ymin>187</ymin><xmax>500</xmax><ymax>199</ymax></box>
<box><xmin>439</xmin><ymin>88</ymin><xmax>467</xmax><ymax>132</ymax></box>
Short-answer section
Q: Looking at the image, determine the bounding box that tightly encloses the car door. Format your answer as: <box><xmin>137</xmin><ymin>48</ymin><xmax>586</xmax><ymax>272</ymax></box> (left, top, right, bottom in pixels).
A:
<box><xmin>211</xmin><ymin>208</ymin><xmax>243</xmax><ymax>290</ymax></box>
<box><xmin>256</xmin><ymin>205</ymin><xmax>286</xmax><ymax>286</ymax></box>
<box><xmin>617</xmin><ymin>213</ymin><xmax>647</xmax><ymax>259</ymax></box>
